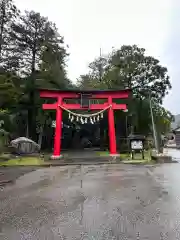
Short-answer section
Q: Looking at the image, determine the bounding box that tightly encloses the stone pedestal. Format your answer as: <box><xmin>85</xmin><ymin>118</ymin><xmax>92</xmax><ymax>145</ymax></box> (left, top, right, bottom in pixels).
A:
<box><xmin>50</xmin><ymin>155</ymin><xmax>63</xmax><ymax>160</ymax></box>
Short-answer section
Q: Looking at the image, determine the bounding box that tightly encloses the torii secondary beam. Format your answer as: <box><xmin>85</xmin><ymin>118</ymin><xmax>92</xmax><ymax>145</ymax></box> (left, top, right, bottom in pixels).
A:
<box><xmin>42</xmin><ymin>103</ymin><xmax>127</xmax><ymax>110</ymax></box>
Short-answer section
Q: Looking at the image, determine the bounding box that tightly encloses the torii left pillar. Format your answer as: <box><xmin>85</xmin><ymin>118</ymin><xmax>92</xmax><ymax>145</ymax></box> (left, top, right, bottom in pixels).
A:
<box><xmin>52</xmin><ymin>97</ymin><xmax>62</xmax><ymax>159</ymax></box>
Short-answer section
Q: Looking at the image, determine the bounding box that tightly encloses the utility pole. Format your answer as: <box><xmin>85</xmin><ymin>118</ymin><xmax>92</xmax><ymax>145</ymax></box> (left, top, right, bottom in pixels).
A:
<box><xmin>149</xmin><ymin>93</ymin><xmax>159</xmax><ymax>153</ymax></box>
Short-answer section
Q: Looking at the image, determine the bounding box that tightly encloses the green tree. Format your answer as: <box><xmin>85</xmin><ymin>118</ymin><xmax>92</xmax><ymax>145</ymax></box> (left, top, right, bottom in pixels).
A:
<box><xmin>34</xmin><ymin>25</ymin><xmax>70</xmax><ymax>144</ymax></box>
<box><xmin>78</xmin><ymin>45</ymin><xmax>173</xmax><ymax>136</ymax></box>
<box><xmin>153</xmin><ymin>104</ymin><xmax>174</xmax><ymax>134</ymax></box>
<box><xmin>0</xmin><ymin>109</ymin><xmax>10</xmax><ymax>152</ymax></box>
<box><xmin>0</xmin><ymin>0</ymin><xmax>20</xmax><ymax>69</ymax></box>
<box><xmin>0</xmin><ymin>2</ymin><xmax>73</xmax><ymax>148</ymax></box>
<box><xmin>37</xmin><ymin>40</ymin><xmax>68</xmax><ymax>89</ymax></box>
<box><xmin>84</xmin><ymin>45</ymin><xmax>171</xmax><ymax>102</ymax></box>
<box><xmin>0</xmin><ymin>69</ymin><xmax>21</xmax><ymax>108</ymax></box>
<box><xmin>11</xmin><ymin>11</ymin><xmax>69</xmax><ymax>139</ymax></box>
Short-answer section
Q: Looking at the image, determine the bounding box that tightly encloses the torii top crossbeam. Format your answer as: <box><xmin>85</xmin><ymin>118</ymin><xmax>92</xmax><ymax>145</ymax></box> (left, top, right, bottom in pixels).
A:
<box><xmin>40</xmin><ymin>88</ymin><xmax>130</xmax><ymax>111</ymax></box>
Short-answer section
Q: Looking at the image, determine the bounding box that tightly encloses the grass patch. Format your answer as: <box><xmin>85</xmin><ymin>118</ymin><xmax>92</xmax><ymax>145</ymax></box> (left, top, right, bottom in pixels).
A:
<box><xmin>97</xmin><ymin>150</ymin><xmax>152</xmax><ymax>164</ymax></box>
<box><xmin>120</xmin><ymin>153</ymin><xmax>129</xmax><ymax>159</ymax></box>
<box><xmin>97</xmin><ymin>151</ymin><xmax>150</xmax><ymax>158</ymax></box>
<box><xmin>0</xmin><ymin>157</ymin><xmax>44</xmax><ymax>166</ymax></box>
<box><xmin>121</xmin><ymin>151</ymin><xmax>152</xmax><ymax>164</ymax></box>
<box><xmin>96</xmin><ymin>151</ymin><xmax>113</xmax><ymax>157</ymax></box>
<box><xmin>122</xmin><ymin>159</ymin><xmax>150</xmax><ymax>164</ymax></box>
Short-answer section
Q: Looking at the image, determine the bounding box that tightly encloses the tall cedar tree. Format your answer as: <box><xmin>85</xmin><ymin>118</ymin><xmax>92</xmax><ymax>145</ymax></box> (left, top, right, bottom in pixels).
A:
<box><xmin>37</xmin><ymin>39</ymin><xmax>68</xmax><ymax>89</ymax></box>
<box><xmin>0</xmin><ymin>0</ymin><xmax>19</xmax><ymax>70</ymax></box>
<box><xmin>11</xmin><ymin>11</ymin><xmax>67</xmax><ymax>139</ymax></box>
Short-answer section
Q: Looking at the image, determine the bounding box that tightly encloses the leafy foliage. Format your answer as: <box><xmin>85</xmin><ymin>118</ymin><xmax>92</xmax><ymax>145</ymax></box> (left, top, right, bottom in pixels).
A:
<box><xmin>0</xmin><ymin>0</ymin><xmax>20</xmax><ymax>69</ymax></box>
<box><xmin>37</xmin><ymin>40</ymin><xmax>68</xmax><ymax>89</ymax></box>
<box><xmin>78</xmin><ymin>45</ymin><xmax>173</xmax><ymax>135</ymax></box>
<box><xmin>9</xmin><ymin>10</ymin><xmax>69</xmax><ymax>139</ymax></box>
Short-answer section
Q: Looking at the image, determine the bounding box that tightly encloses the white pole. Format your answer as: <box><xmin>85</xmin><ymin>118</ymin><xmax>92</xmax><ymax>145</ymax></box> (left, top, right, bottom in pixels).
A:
<box><xmin>149</xmin><ymin>93</ymin><xmax>159</xmax><ymax>153</ymax></box>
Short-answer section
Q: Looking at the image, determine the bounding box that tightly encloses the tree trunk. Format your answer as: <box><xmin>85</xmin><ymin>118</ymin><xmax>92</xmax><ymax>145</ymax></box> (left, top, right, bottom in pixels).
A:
<box><xmin>28</xmin><ymin>50</ymin><xmax>36</xmax><ymax>140</ymax></box>
<box><xmin>38</xmin><ymin>125</ymin><xmax>44</xmax><ymax>149</ymax></box>
<box><xmin>0</xmin><ymin>1</ymin><xmax>6</xmax><ymax>58</ymax></box>
<box><xmin>26</xmin><ymin>123</ymin><xmax>29</xmax><ymax>138</ymax></box>
<box><xmin>37</xmin><ymin>116</ymin><xmax>46</xmax><ymax>149</ymax></box>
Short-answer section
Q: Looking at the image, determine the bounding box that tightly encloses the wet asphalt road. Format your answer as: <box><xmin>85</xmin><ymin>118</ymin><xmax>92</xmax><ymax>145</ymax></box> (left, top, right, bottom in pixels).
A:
<box><xmin>0</xmin><ymin>164</ymin><xmax>180</xmax><ymax>239</ymax></box>
<box><xmin>164</xmin><ymin>148</ymin><xmax>180</xmax><ymax>162</ymax></box>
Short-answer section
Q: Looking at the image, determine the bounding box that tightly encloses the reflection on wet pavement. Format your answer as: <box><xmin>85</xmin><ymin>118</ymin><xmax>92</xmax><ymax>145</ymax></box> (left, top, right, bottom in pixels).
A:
<box><xmin>0</xmin><ymin>164</ymin><xmax>180</xmax><ymax>239</ymax></box>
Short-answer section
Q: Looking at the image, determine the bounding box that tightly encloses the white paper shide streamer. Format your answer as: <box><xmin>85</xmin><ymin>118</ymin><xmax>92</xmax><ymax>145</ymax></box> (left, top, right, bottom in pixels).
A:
<box><xmin>60</xmin><ymin>104</ymin><xmax>112</xmax><ymax>124</ymax></box>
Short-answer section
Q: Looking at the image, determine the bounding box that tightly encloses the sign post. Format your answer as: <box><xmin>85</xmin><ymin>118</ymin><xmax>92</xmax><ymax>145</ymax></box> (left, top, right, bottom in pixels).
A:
<box><xmin>128</xmin><ymin>135</ymin><xmax>145</xmax><ymax>160</ymax></box>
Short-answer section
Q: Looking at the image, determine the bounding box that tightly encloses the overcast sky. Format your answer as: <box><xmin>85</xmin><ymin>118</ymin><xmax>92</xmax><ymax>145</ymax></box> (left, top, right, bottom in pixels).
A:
<box><xmin>14</xmin><ymin>0</ymin><xmax>179</xmax><ymax>114</ymax></box>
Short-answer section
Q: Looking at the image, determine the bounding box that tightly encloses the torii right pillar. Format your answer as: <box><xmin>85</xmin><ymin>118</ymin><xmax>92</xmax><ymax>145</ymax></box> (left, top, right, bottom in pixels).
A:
<box><xmin>108</xmin><ymin>96</ymin><xmax>117</xmax><ymax>155</ymax></box>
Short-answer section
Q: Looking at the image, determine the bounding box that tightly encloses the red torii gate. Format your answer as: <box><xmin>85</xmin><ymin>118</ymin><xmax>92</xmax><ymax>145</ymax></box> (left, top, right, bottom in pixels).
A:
<box><xmin>40</xmin><ymin>89</ymin><xmax>130</xmax><ymax>159</ymax></box>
